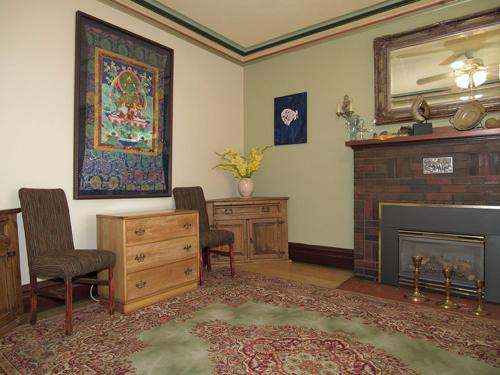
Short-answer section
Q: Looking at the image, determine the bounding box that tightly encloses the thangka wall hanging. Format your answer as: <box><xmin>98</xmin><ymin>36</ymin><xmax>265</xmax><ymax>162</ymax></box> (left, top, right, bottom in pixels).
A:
<box><xmin>274</xmin><ymin>92</ymin><xmax>307</xmax><ymax>145</ymax></box>
<box><xmin>74</xmin><ymin>12</ymin><xmax>173</xmax><ymax>199</ymax></box>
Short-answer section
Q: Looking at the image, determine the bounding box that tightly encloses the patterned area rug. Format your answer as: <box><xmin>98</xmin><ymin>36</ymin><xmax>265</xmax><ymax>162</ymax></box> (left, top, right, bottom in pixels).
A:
<box><xmin>0</xmin><ymin>270</ymin><xmax>499</xmax><ymax>374</ymax></box>
<box><xmin>192</xmin><ymin>322</ymin><xmax>417</xmax><ymax>374</ymax></box>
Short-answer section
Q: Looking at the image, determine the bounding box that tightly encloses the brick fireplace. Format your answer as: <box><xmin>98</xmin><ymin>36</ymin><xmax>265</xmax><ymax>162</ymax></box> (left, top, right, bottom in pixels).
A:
<box><xmin>347</xmin><ymin>127</ymin><xmax>500</xmax><ymax>280</ymax></box>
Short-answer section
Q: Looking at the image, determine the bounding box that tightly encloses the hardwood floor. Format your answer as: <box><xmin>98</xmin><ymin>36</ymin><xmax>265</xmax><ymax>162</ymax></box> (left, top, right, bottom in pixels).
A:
<box><xmin>236</xmin><ymin>261</ymin><xmax>353</xmax><ymax>288</ymax></box>
<box><xmin>35</xmin><ymin>299</ymin><xmax>94</xmax><ymax>320</ymax></box>
<box><xmin>339</xmin><ymin>276</ymin><xmax>500</xmax><ymax>320</ymax></box>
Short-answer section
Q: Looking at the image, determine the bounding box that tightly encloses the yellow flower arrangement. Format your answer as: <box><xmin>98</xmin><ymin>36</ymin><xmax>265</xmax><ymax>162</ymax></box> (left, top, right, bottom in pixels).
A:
<box><xmin>214</xmin><ymin>146</ymin><xmax>271</xmax><ymax>178</ymax></box>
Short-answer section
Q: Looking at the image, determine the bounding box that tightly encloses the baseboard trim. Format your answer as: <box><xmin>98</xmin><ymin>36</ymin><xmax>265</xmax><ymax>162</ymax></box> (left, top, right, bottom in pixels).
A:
<box><xmin>353</xmin><ymin>271</ymin><xmax>377</xmax><ymax>281</ymax></box>
<box><xmin>22</xmin><ymin>279</ymin><xmax>92</xmax><ymax>313</ymax></box>
<box><xmin>289</xmin><ymin>242</ymin><xmax>354</xmax><ymax>270</ymax></box>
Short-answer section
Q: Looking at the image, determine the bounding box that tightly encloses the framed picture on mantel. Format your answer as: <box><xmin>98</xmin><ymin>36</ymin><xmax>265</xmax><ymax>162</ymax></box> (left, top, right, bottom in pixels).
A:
<box><xmin>74</xmin><ymin>11</ymin><xmax>173</xmax><ymax>199</ymax></box>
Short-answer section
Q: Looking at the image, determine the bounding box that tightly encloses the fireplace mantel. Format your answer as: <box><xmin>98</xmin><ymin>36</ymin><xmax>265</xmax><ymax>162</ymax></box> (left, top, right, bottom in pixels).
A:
<box><xmin>346</xmin><ymin>126</ymin><xmax>500</xmax><ymax>148</ymax></box>
<box><xmin>347</xmin><ymin>126</ymin><xmax>500</xmax><ymax>280</ymax></box>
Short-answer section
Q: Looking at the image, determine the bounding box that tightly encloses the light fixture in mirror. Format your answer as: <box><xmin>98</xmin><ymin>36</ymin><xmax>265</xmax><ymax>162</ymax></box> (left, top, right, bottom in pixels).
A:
<box><xmin>374</xmin><ymin>8</ymin><xmax>500</xmax><ymax>125</ymax></box>
<box><xmin>450</xmin><ymin>55</ymin><xmax>488</xmax><ymax>89</ymax></box>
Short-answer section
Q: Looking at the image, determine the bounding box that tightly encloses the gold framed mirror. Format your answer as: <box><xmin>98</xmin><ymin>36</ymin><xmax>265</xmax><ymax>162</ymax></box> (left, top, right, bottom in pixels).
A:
<box><xmin>374</xmin><ymin>8</ymin><xmax>500</xmax><ymax>125</ymax></box>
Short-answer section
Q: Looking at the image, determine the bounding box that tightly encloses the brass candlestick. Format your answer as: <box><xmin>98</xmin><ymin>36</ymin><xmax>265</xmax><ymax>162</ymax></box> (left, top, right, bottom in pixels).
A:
<box><xmin>405</xmin><ymin>255</ymin><xmax>429</xmax><ymax>302</ymax></box>
<box><xmin>437</xmin><ymin>266</ymin><xmax>459</xmax><ymax>309</ymax></box>
<box><xmin>474</xmin><ymin>280</ymin><xmax>489</xmax><ymax>316</ymax></box>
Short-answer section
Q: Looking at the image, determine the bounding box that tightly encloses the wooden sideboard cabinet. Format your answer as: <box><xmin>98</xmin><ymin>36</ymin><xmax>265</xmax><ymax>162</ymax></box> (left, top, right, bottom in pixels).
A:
<box><xmin>0</xmin><ymin>209</ymin><xmax>23</xmax><ymax>336</ymax></box>
<box><xmin>206</xmin><ymin>197</ymin><xmax>289</xmax><ymax>263</ymax></box>
<box><xmin>97</xmin><ymin>210</ymin><xmax>199</xmax><ymax>313</ymax></box>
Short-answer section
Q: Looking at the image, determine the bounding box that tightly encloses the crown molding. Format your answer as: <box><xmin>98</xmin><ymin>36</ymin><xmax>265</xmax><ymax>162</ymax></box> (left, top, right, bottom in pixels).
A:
<box><xmin>107</xmin><ymin>0</ymin><xmax>452</xmax><ymax>63</ymax></box>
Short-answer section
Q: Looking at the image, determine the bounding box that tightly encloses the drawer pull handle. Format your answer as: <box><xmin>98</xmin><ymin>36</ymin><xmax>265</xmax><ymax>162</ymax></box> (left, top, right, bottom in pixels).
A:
<box><xmin>184</xmin><ymin>268</ymin><xmax>193</xmax><ymax>276</ymax></box>
<box><xmin>134</xmin><ymin>228</ymin><xmax>146</xmax><ymax>236</ymax></box>
<box><xmin>184</xmin><ymin>244</ymin><xmax>192</xmax><ymax>251</ymax></box>
<box><xmin>184</xmin><ymin>223</ymin><xmax>192</xmax><ymax>230</ymax></box>
<box><xmin>135</xmin><ymin>280</ymin><xmax>147</xmax><ymax>289</ymax></box>
<box><xmin>134</xmin><ymin>253</ymin><xmax>146</xmax><ymax>262</ymax></box>
<box><xmin>261</xmin><ymin>206</ymin><xmax>270</xmax><ymax>212</ymax></box>
<box><xmin>224</xmin><ymin>208</ymin><xmax>233</xmax><ymax>214</ymax></box>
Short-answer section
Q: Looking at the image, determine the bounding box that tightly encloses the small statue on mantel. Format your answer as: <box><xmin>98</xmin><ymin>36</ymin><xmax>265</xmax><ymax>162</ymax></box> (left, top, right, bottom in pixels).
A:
<box><xmin>411</xmin><ymin>95</ymin><xmax>430</xmax><ymax>123</ymax></box>
<box><xmin>410</xmin><ymin>95</ymin><xmax>432</xmax><ymax>135</ymax></box>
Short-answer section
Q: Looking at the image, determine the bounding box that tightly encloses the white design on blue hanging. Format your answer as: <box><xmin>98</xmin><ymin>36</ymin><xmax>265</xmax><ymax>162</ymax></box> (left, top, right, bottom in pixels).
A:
<box><xmin>281</xmin><ymin>108</ymin><xmax>299</xmax><ymax>126</ymax></box>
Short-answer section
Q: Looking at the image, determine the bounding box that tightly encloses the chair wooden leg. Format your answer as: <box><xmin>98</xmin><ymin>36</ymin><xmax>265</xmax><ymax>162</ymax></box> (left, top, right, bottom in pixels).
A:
<box><xmin>229</xmin><ymin>243</ymin><xmax>235</xmax><ymax>278</ymax></box>
<box><xmin>206</xmin><ymin>249</ymin><xmax>212</xmax><ymax>272</ymax></box>
<box><xmin>108</xmin><ymin>267</ymin><xmax>115</xmax><ymax>315</ymax></box>
<box><xmin>29</xmin><ymin>273</ymin><xmax>37</xmax><ymax>325</ymax></box>
<box><xmin>65</xmin><ymin>279</ymin><xmax>73</xmax><ymax>335</ymax></box>
<box><xmin>199</xmin><ymin>252</ymin><xmax>204</xmax><ymax>286</ymax></box>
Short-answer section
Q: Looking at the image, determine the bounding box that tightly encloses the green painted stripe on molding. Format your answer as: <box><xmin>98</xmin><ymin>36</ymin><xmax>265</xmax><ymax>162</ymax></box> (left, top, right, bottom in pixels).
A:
<box><xmin>244</xmin><ymin>0</ymin><xmax>418</xmax><ymax>50</ymax></box>
<box><xmin>246</xmin><ymin>0</ymin><xmax>421</xmax><ymax>54</ymax></box>
<box><xmin>131</xmin><ymin>0</ymin><xmax>245</xmax><ymax>54</ymax></box>
<box><xmin>140</xmin><ymin>0</ymin><xmax>246</xmax><ymax>50</ymax></box>
<box><xmin>131</xmin><ymin>0</ymin><xmax>421</xmax><ymax>56</ymax></box>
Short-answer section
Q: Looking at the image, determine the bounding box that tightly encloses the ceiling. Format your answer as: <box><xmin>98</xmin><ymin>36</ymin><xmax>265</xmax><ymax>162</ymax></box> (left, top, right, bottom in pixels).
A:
<box><xmin>109</xmin><ymin>0</ymin><xmax>452</xmax><ymax>63</ymax></box>
<box><xmin>153</xmin><ymin>0</ymin><xmax>386</xmax><ymax>48</ymax></box>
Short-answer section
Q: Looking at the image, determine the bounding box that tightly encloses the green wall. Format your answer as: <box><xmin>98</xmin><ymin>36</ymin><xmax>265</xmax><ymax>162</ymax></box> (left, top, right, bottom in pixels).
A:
<box><xmin>244</xmin><ymin>0</ymin><xmax>498</xmax><ymax>249</ymax></box>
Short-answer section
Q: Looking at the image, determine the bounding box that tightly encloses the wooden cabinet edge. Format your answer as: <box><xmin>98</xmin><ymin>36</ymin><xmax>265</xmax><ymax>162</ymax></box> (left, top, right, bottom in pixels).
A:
<box><xmin>97</xmin><ymin>209</ymin><xmax>197</xmax><ymax>220</ymax></box>
<box><xmin>280</xmin><ymin>199</ymin><xmax>289</xmax><ymax>257</ymax></box>
<box><xmin>97</xmin><ymin>216</ymin><xmax>126</xmax><ymax>303</ymax></box>
<box><xmin>0</xmin><ymin>209</ymin><xmax>24</xmax><ymax>336</ymax></box>
<box><xmin>206</xmin><ymin>197</ymin><xmax>289</xmax><ymax>204</ymax></box>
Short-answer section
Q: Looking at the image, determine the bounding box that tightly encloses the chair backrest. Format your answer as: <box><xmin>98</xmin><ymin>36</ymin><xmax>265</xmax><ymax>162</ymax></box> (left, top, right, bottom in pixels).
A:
<box><xmin>173</xmin><ymin>186</ymin><xmax>210</xmax><ymax>232</ymax></box>
<box><xmin>19</xmin><ymin>188</ymin><xmax>75</xmax><ymax>262</ymax></box>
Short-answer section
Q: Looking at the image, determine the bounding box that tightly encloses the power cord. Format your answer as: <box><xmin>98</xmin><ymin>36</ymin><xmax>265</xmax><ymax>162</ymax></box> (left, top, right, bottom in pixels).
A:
<box><xmin>89</xmin><ymin>284</ymin><xmax>100</xmax><ymax>302</ymax></box>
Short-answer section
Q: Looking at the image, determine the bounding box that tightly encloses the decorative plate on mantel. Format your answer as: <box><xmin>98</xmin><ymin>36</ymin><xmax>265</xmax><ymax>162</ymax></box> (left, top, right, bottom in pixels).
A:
<box><xmin>450</xmin><ymin>101</ymin><xmax>486</xmax><ymax>131</ymax></box>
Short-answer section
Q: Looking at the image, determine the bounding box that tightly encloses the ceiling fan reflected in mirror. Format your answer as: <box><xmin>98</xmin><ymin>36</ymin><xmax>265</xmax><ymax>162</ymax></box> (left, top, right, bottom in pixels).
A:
<box><xmin>416</xmin><ymin>51</ymin><xmax>496</xmax><ymax>90</ymax></box>
<box><xmin>451</xmin><ymin>52</ymin><xmax>488</xmax><ymax>89</ymax></box>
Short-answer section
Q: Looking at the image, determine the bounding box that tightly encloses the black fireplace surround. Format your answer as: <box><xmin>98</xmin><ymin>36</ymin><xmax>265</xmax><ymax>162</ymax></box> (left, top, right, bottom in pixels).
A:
<box><xmin>380</xmin><ymin>203</ymin><xmax>500</xmax><ymax>303</ymax></box>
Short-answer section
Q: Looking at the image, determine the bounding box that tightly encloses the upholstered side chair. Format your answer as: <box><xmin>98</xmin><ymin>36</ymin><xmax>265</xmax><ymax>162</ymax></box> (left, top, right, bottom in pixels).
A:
<box><xmin>18</xmin><ymin>188</ymin><xmax>116</xmax><ymax>335</ymax></box>
<box><xmin>173</xmin><ymin>186</ymin><xmax>235</xmax><ymax>283</ymax></box>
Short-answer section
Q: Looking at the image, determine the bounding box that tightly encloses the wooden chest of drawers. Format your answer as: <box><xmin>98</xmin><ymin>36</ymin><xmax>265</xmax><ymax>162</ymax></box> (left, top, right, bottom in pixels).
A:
<box><xmin>206</xmin><ymin>197</ymin><xmax>289</xmax><ymax>263</ymax></box>
<box><xmin>97</xmin><ymin>210</ymin><xmax>199</xmax><ymax>313</ymax></box>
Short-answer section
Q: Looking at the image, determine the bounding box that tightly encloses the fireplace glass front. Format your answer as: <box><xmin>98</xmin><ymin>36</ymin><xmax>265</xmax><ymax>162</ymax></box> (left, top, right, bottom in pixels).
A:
<box><xmin>398</xmin><ymin>230</ymin><xmax>484</xmax><ymax>293</ymax></box>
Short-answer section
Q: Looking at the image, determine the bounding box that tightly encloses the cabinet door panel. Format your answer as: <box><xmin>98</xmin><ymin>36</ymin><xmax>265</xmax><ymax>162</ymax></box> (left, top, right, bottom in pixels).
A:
<box><xmin>249</xmin><ymin>218</ymin><xmax>282</xmax><ymax>259</ymax></box>
<box><xmin>0</xmin><ymin>256</ymin><xmax>12</xmax><ymax>319</ymax></box>
<box><xmin>211</xmin><ymin>220</ymin><xmax>247</xmax><ymax>261</ymax></box>
<box><xmin>6</xmin><ymin>218</ymin><xmax>21</xmax><ymax>314</ymax></box>
<box><xmin>0</xmin><ymin>212</ymin><xmax>22</xmax><ymax>335</ymax></box>
<box><xmin>0</xmin><ymin>219</ymin><xmax>10</xmax><ymax>318</ymax></box>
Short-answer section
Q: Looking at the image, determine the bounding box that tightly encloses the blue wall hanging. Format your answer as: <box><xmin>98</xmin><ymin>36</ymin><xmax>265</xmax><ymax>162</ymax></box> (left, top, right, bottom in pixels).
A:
<box><xmin>274</xmin><ymin>92</ymin><xmax>307</xmax><ymax>145</ymax></box>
